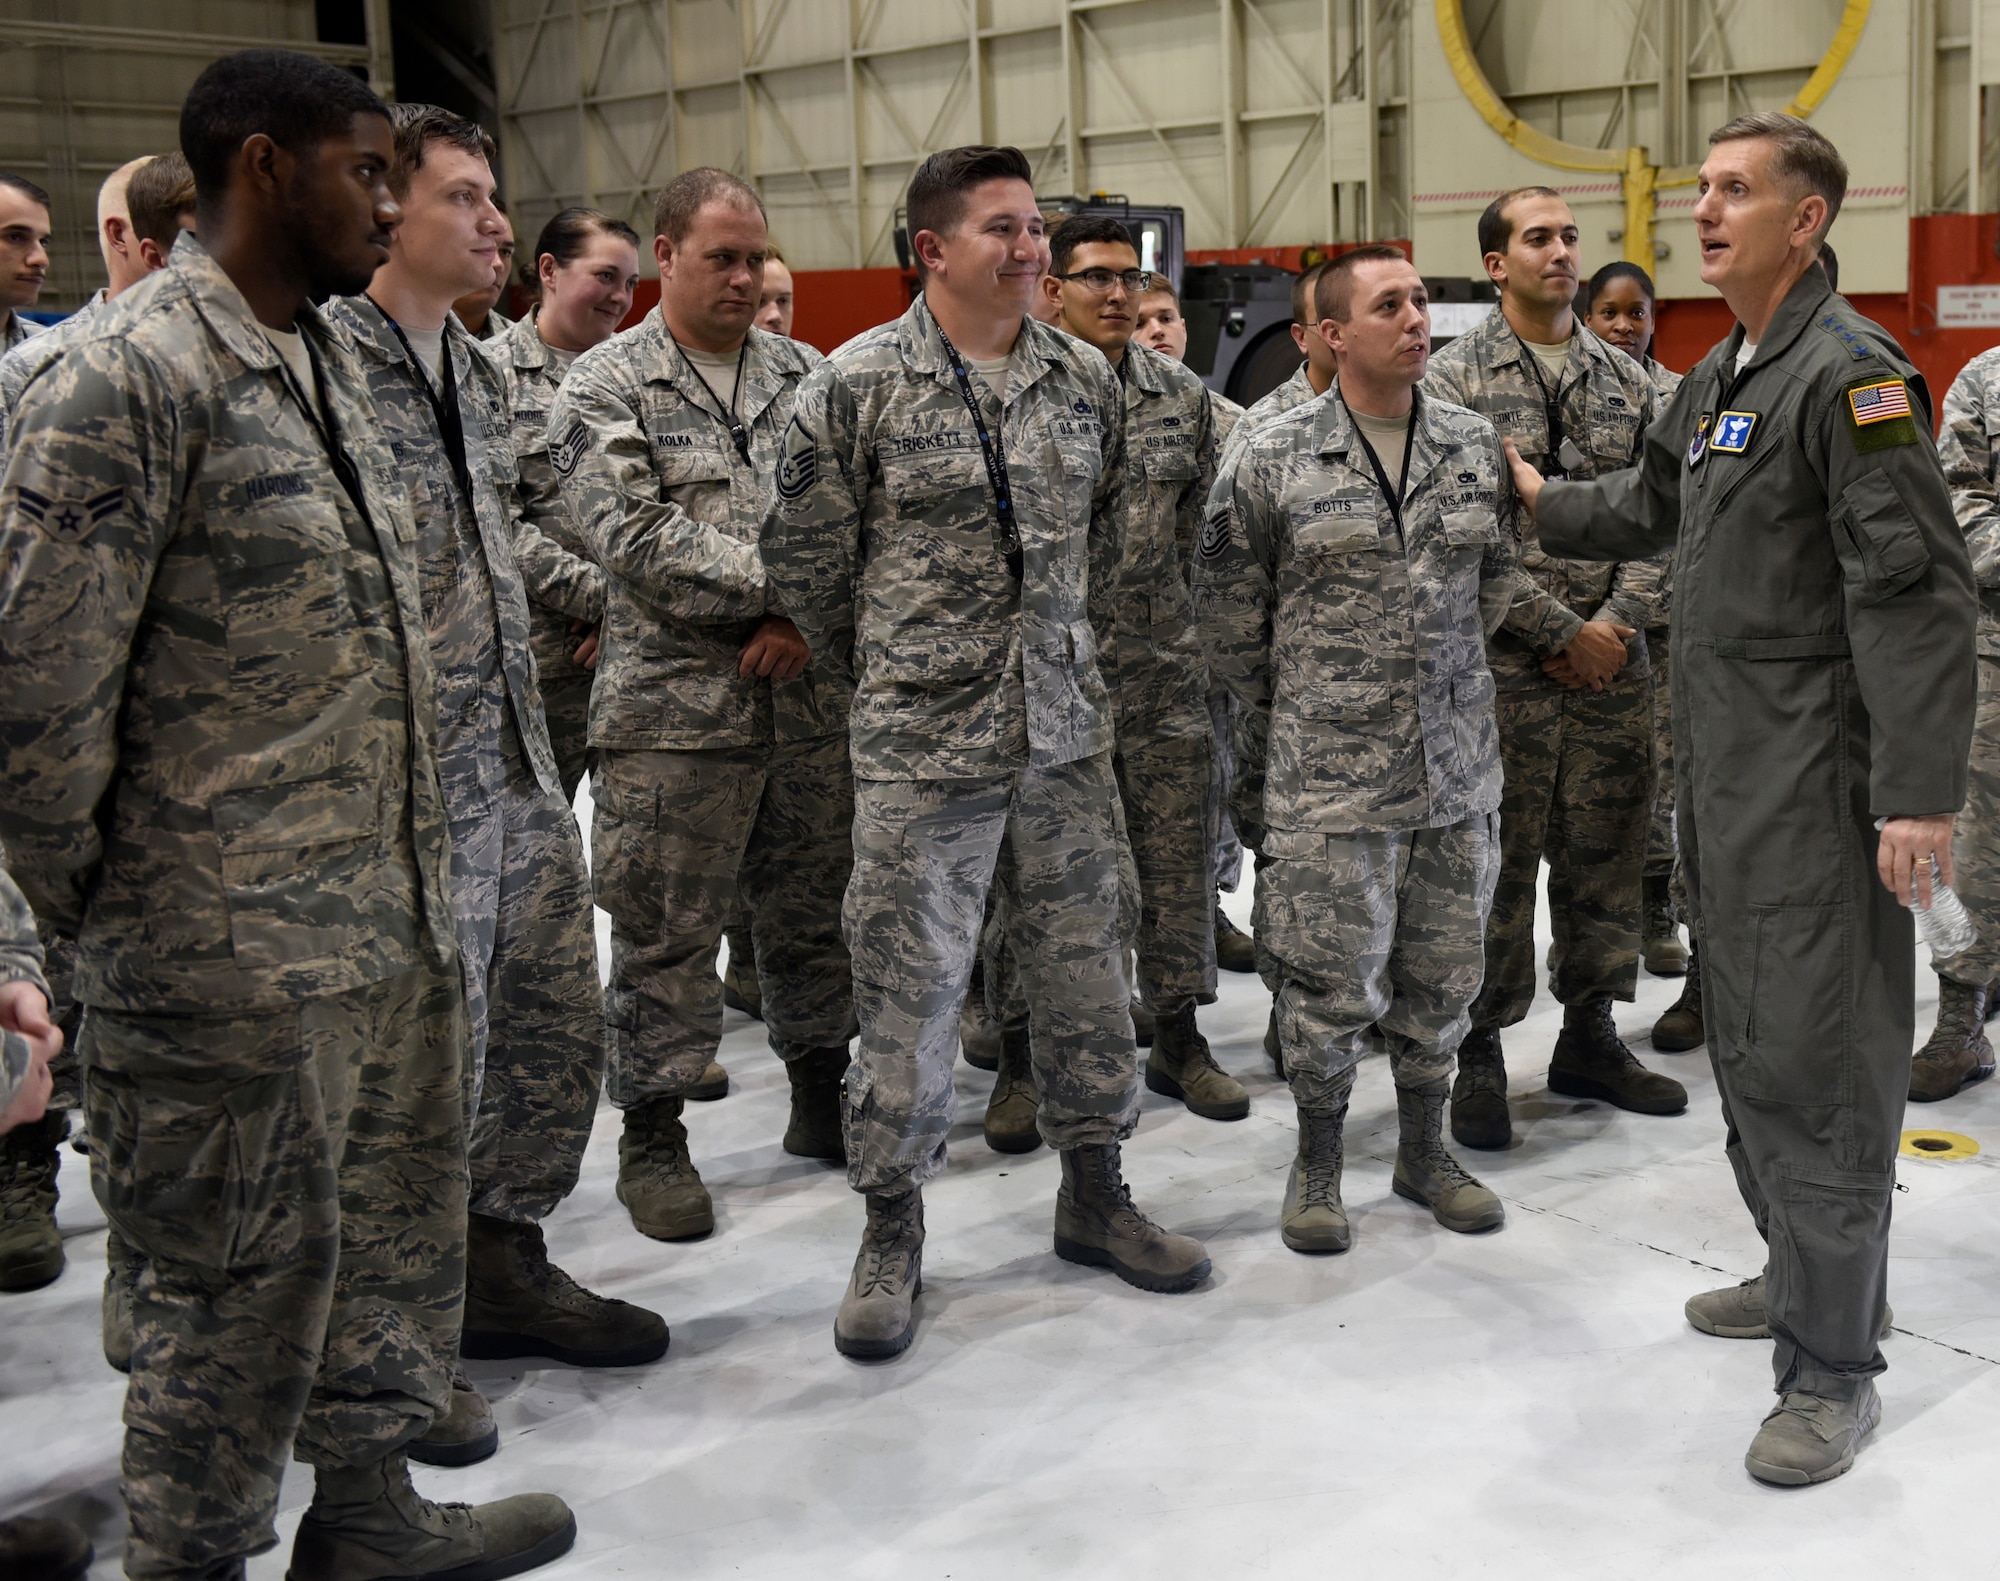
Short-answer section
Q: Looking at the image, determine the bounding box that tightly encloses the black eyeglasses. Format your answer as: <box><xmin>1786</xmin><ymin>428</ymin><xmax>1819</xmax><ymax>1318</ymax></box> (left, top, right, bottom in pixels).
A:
<box><xmin>1051</xmin><ymin>268</ymin><xmax>1156</xmax><ymax>294</ymax></box>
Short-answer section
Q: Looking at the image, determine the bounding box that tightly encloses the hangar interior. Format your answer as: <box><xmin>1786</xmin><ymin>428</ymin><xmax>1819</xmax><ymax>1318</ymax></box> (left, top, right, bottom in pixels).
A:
<box><xmin>1</xmin><ymin>2</ymin><xmax>1997</xmax><ymax>1578</ymax></box>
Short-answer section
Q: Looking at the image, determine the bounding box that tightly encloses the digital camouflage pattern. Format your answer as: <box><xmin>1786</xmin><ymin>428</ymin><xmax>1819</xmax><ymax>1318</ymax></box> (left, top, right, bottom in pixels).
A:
<box><xmin>1538</xmin><ymin>269</ymin><xmax>1976</xmax><ymax>1400</ymax></box>
<box><xmin>496</xmin><ymin>309</ymin><xmax>603</xmax><ymax>799</ymax></box>
<box><xmin>1051</xmin><ymin>339</ymin><xmax>1217</xmax><ymax>1013</ymax></box>
<box><xmin>760</xmin><ymin>297</ymin><xmax>1136</xmax><ymax>1189</ymax></box>
<box><xmin>1</xmin><ymin>310</ymin><xmax>39</xmax><ymax>354</ymax></box>
<box><xmin>1259</xmin><ymin>816</ymin><xmax>1499</xmax><ymax>1111</ymax></box>
<box><xmin>1209</xmin><ymin>390</ymin><xmax>1245</xmax><ymax>444</ymax></box>
<box><xmin>329</xmin><ymin>297</ymin><xmax>602</xmax><ymax>1223</ymax></box>
<box><xmin>0</xmin><ymin>288</ymin><xmax>103</xmax><ymax>451</ymax></box>
<box><xmin>84</xmin><ymin>962</ymin><xmax>466</xmax><ymax>1578</ymax></box>
<box><xmin>0</xmin><ymin>236</ymin><xmax>456</xmax><ymax>1014</ymax></box>
<box><xmin>1424</xmin><ymin>313</ymin><xmax>1660</xmax><ymax>1020</ymax></box>
<box><xmin>551</xmin><ymin>311</ymin><xmax>843</xmax><ymax>751</ymax></box>
<box><xmin>551</xmin><ymin>311</ymin><xmax>853</xmax><ymax>1101</ymax></box>
<box><xmin>1219</xmin><ymin>363</ymin><xmax>1316</xmax><ymax>467</ymax></box>
<box><xmin>1194</xmin><ymin>385</ymin><xmax>1573</xmax><ymax>837</ymax></box>
<box><xmin>0</xmin><ymin>235</ymin><xmax>463</xmax><ymax>1578</ymax></box>
<box><xmin>759</xmin><ymin>295</ymin><xmax>1127</xmax><ymax>780</ymax></box>
<box><xmin>1935</xmin><ymin>345</ymin><xmax>2000</xmax><ymax>990</ymax></box>
<box><xmin>0</xmin><ymin>863</ymin><xmax>48</xmax><ymax>1112</ymax></box>
<box><xmin>593</xmin><ymin>736</ymin><xmax>855</xmax><ymax>1102</ymax></box>
<box><xmin>1422</xmin><ymin>313</ymin><xmax>1664</xmax><ymax>685</ymax></box>
<box><xmin>842</xmin><ymin>756</ymin><xmax>1139</xmax><ymax>1191</ymax></box>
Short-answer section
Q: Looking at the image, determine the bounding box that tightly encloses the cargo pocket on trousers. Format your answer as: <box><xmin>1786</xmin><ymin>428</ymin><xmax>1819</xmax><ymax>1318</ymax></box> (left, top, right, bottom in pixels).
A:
<box><xmin>1731</xmin><ymin>902</ymin><xmax>1851</xmax><ymax>1105</ymax></box>
<box><xmin>90</xmin><ymin>1066</ymin><xmax>299</xmax><ymax>1273</ymax></box>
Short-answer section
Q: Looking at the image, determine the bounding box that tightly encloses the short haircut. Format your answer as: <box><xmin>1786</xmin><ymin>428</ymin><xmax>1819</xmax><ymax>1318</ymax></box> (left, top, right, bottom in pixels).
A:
<box><xmin>179</xmin><ymin>48</ymin><xmax>387</xmax><ymax>203</ymax></box>
<box><xmin>654</xmin><ymin>167</ymin><xmax>765</xmax><ymax>244</ymax></box>
<box><xmin>1477</xmin><ymin>185</ymin><xmax>1566</xmax><ymax>259</ymax></box>
<box><xmin>905</xmin><ymin>145</ymin><xmax>1033</xmax><ymax>279</ymax></box>
<box><xmin>1291</xmin><ymin>260</ymin><xmax>1327</xmax><ymax>327</ymax></box>
<box><xmin>98</xmin><ymin>158</ymin><xmax>149</xmax><ymax>229</ymax></box>
<box><xmin>1585</xmin><ymin>260</ymin><xmax>1656</xmax><ymax>310</ymax></box>
<box><xmin>1049</xmin><ymin>213</ymin><xmax>1137</xmax><ymax>277</ymax></box>
<box><xmin>533</xmin><ymin>206</ymin><xmax>640</xmax><ymax>271</ymax></box>
<box><xmin>0</xmin><ymin>172</ymin><xmax>51</xmax><ymax>209</ymax></box>
<box><xmin>127</xmin><ymin>151</ymin><xmax>197</xmax><ymax>251</ymax></box>
<box><xmin>1708</xmin><ymin>110</ymin><xmax>1847</xmax><ymax>239</ymax></box>
<box><xmin>1315</xmin><ymin>244</ymin><xmax>1412</xmax><ymax>322</ymax></box>
<box><xmin>388</xmin><ymin>103</ymin><xmax>495</xmax><ymax>199</ymax></box>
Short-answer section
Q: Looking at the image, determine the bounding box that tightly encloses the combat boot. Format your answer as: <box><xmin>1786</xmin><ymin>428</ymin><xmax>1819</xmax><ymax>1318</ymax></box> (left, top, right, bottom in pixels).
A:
<box><xmin>833</xmin><ymin>1186</ymin><xmax>922</xmax><ymax>1359</ymax></box>
<box><xmin>1651</xmin><ymin>944</ymin><xmax>1705</xmax><ymax>1052</ymax></box>
<box><xmin>1392</xmin><ymin>1082</ymin><xmax>1505</xmax><ymax>1233</ymax></box>
<box><xmin>720</xmin><ymin>929</ymin><xmax>761</xmax><ymax>1021</ymax></box>
<box><xmin>782</xmin><ymin>1047</ymin><xmax>850</xmax><ymax>1161</ymax></box>
<box><xmin>959</xmin><ymin>963</ymin><xmax>1000</xmax><ymax>1071</ymax></box>
<box><xmin>1053</xmin><ymin>1143</ymin><xmax>1211</xmax><ymax>1292</ymax></box>
<box><xmin>616</xmin><ymin>1096</ymin><xmax>713</xmax><ymax>1241</ymax></box>
<box><xmin>1909</xmin><ymin>976</ymin><xmax>1996</xmax><ymax>1102</ymax></box>
<box><xmin>102</xmin><ymin>1225</ymin><xmax>138</xmax><ymax>1373</ymax></box>
<box><xmin>1449</xmin><ymin>1027</ymin><xmax>1511</xmax><ymax>1151</ymax></box>
<box><xmin>1743</xmin><ymin>1382</ymin><xmax>1881</xmax><ymax>1487</ymax></box>
<box><xmin>1215</xmin><ymin>904</ymin><xmax>1257</xmax><ymax>974</ymax></box>
<box><xmin>685</xmin><ymin>1058</ymin><xmax>729</xmax><ymax>1103</ymax></box>
<box><xmin>0</xmin><ymin>1108</ymin><xmax>65</xmax><ymax>1291</ymax></box>
<box><xmin>0</xmin><ymin>1514</ymin><xmax>91</xmax><ymax>1581</ymax></box>
<box><xmin>286</xmin><ymin>1453</ymin><xmax>574</xmax><ymax>1581</ymax></box>
<box><xmin>983</xmin><ymin>1022</ymin><xmax>1041</xmax><ymax>1154</ymax></box>
<box><xmin>1641</xmin><ymin>874</ymin><xmax>1688</xmax><ymax>976</ymax></box>
<box><xmin>1264</xmin><ymin>1005</ymin><xmax>1284</xmax><ymax>1078</ymax></box>
<box><xmin>463</xmin><ymin>1214</ymin><xmax>669</xmax><ymax>1368</ymax></box>
<box><xmin>1550</xmin><ymin>998</ymin><xmax>1688</xmax><ymax>1114</ymax></box>
<box><xmin>1280</xmin><ymin>1105</ymin><xmax>1349</xmax><ymax>1253</ymax></box>
<box><xmin>407</xmin><ymin>1369</ymin><xmax>498</xmax><ymax>1469</ymax></box>
<box><xmin>1145</xmin><ymin>1003</ymin><xmax>1249</xmax><ymax>1120</ymax></box>
<box><xmin>1685</xmin><ymin>1273</ymin><xmax>1892</xmax><ymax>1340</ymax></box>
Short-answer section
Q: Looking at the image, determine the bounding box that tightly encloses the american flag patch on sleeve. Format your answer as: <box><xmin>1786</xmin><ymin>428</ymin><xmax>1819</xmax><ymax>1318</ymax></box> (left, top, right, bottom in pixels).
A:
<box><xmin>1848</xmin><ymin>380</ymin><xmax>1913</xmax><ymax>425</ymax></box>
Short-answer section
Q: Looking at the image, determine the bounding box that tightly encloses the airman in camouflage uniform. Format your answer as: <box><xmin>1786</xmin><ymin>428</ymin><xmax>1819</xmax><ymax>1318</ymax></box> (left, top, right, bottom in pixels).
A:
<box><xmin>1425</xmin><ymin>306</ymin><xmax>1688</xmax><ymax>1148</ymax></box>
<box><xmin>0</xmin><ymin>229</ymin><xmax>475</xmax><ymax>1580</ymax></box>
<box><xmin>327</xmin><ymin>287</ymin><xmax>654</xmax><ymax>1382</ymax></box>
<box><xmin>1919</xmin><ymin>345</ymin><xmax>2000</xmax><ymax>1099</ymax></box>
<box><xmin>495</xmin><ymin>307</ymin><xmax>604</xmax><ymax>801</ymax></box>
<box><xmin>764</xmin><ymin>270</ymin><xmax>1212</xmax><ymax>1355</ymax></box>
<box><xmin>0</xmin><ymin>864</ymin><xmax>51</xmax><ymax>1116</ymax></box>
<box><xmin>987</xmin><ymin>329</ymin><xmax>1239</xmax><ymax>1133</ymax></box>
<box><xmin>1197</xmin><ymin>289</ymin><xmax>1576</xmax><ymax>1247</ymax></box>
<box><xmin>550</xmin><ymin>306</ymin><xmax>857</xmax><ymax>1239</ymax></box>
<box><xmin>0</xmin><ymin>288</ymin><xmax>102</xmax><ymax>452</ymax></box>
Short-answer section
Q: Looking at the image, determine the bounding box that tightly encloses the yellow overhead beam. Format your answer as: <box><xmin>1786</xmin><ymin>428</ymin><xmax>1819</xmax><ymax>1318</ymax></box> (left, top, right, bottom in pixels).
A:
<box><xmin>1432</xmin><ymin>0</ymin><xmax>1873</xmax><ymax>267</ymax></box>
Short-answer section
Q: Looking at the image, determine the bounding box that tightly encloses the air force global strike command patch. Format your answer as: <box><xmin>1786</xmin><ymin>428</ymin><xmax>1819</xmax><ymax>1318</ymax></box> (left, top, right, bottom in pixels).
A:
<box><xmin>776</xmin><ymin>413</ymin><xmax>817</xmax><ymax>501</ymax></box>
<box><xmin>12</xmin><ymin>484</ymin><xmax>125</xmax><ymax>543</ymax></box>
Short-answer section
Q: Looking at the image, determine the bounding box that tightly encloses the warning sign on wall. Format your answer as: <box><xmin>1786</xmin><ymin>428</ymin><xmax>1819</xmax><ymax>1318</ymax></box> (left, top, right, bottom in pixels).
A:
<box><xmin>1937</xmin><ymin>286</ymin><xmax>2000</xmax><ymax>327</ymax></box>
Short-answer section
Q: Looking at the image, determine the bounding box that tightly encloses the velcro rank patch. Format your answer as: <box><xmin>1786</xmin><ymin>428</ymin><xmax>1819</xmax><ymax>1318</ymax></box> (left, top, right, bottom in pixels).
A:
<box><xmin>1198</xmin><ymin>508</ymin><xmax>1232</xmax><ymax>560</ymax></box>
<box><xmin>13</xmin><ymin>484</ymin><xmax>125</xmax><ymax>543</ymax></box>
<box><xmin>1844</xmin><ymin>377</ymin><xmax>1919</xmax><ymax>454</ymax></box>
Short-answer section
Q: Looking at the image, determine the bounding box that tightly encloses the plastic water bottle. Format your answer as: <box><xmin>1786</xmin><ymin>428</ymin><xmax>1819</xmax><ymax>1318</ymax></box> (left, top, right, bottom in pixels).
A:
<box><xmin>1913</xmin><ymin>864</ymin><xmax>1978</xmax><ymax>963</ymax></box>
<box><xmin>1875</xmin><ymin>820</ymin><xmax>1977</xmax><ymax>961</ymax></box>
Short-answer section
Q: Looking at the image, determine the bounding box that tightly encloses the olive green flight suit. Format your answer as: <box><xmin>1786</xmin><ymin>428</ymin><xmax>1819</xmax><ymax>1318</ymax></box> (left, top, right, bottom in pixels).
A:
<box><xmin>1538</xmin><ymin>269</ymin><xmax>1976</xmax><ymax>1402</ymax></box>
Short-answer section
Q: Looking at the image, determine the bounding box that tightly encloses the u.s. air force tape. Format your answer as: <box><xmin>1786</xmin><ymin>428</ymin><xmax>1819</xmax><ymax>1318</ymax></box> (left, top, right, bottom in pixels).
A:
<box><xmin>777</xmin><ymin>415</ymin><xmax>817</xmax><ymax>501</ymax></box>
<box><xmin>1198</xmin><ymin>508</ymin><xmax>1231</xmax><ymax>560</ymax></box>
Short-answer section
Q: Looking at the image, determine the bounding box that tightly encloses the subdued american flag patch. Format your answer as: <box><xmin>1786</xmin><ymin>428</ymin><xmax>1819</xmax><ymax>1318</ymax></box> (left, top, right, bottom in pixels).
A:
<box><xmin>1848</xmin><ymin>380</ymin><xmax>1913</xmax><ymax>426</ymax></box>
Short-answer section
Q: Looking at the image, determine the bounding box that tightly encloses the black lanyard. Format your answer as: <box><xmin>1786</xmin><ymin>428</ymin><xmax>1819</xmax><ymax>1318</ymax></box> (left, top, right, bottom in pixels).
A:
<box><xmin>371</xmin><ymin>301</ymin><xmax>477</xmax><ymax>509</ymax></box>
<box><xmin>1514</xmin><ymin>331</ymin><xmax>1580</xmax><ymax>478</ymax></box>
<box><xmin>268</xmin><ymin>326</ymin><xmax>373</xmax><ymax>532</ymax></box>
<box><xmin>675</xmin><ymin>336</ymin><xmax>752</xmax><ymax>464</ymax></box>
<box><xmin>1343</xmin><ymin>389</ymin><xmax>1416</xmax><ymax>538</ymax></box>
<box><xmin>933</xmin><ymin>321</ymin><xmax>1024</xmax><ymax>582</ymax></box>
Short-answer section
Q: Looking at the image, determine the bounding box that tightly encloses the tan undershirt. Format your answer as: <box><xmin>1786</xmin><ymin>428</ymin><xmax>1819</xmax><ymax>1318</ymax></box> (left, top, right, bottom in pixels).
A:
<box><xmin>1349</xmin><ymin>406</ymin><xmax>1411</xmax><ymax>487</ymax></box>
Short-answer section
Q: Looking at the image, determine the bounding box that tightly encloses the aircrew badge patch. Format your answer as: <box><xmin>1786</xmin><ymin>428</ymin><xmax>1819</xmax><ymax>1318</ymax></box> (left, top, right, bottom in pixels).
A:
<box><xmin>1844</xmin><ymin>377</ymin><xmax>1919</xmax><ymax>453</ymax></box>
<box><xmin>13</xmin><ymin>484</ymin><xmax>125</xmax><ymax>543</ymax></box>
<box><xmin>1687</xmin><ymin>414</ymin><xmax>1712</xmax><ymax>468</ymax></box>
<box><xmin>1710</xmin><ymin>411</ymin><xmax>1758</xmax><ymax>453</ymax></box>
